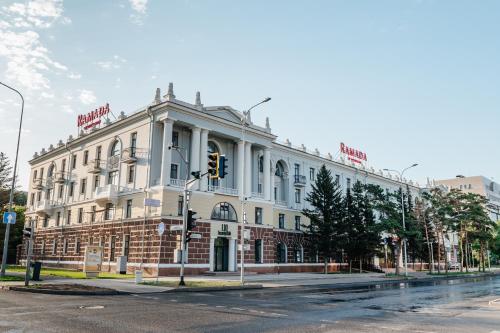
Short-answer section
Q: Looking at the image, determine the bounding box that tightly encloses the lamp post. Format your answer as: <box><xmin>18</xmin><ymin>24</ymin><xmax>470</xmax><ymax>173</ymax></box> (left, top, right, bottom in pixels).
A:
<box><xmin>239</xmin><ymin>97</ymin><xmax>271</xmax><ymax>285</ymax></box>
<box><xmin>383</xmin><ymin>163</ymin><xmax>418</xmax><ymax>277</ymax></box>
<box><xmin>0</xmin><ymin>82</ymin><xmax>25</xmax><ymax>278</ymax></box>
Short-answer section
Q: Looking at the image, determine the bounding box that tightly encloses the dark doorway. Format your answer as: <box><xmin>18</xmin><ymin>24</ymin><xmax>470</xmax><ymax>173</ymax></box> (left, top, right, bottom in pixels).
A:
<box><xmin>214</xmin><ymin>237</ymin><xmax>229</xmax><ymax>271</ymax></box>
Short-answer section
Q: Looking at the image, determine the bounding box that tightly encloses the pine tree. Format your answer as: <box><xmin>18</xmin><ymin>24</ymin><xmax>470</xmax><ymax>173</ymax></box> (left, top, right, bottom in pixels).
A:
<box><xmin>0</xmin><ymin>152</ymin><xmax>13</xmax><ymax>207</ymax></box>
<box><xmin>303</xmin><ymin>165</ymin><xmax>344</xmax><ymax>273</ymax></box>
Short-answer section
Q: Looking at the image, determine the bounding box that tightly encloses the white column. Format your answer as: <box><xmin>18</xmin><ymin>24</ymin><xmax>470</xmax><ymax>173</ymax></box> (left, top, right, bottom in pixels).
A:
<box><xmin>160</xmin><ymin>119</ymin><xmax>174</xmax><ymax>186</ymax></box>
<box><xmin>237</xmin><ymin>141</ymin><xmax>245</xmax><ymax>198</ymax></box>
<box><xmin>189</xmin><ymin>127</ymin><xmax>201</xmax><ymax>184</ymax></box>
<box><xmin>200</xmin><ymin>129</ymin><xmax>209</xmax><ymax>191</ymax></box>
<box><xmin>209</xmin><ymin>237</ymin><xmax>215</xmax><ymax>272</ymax></box>
<box><xmin>270</xmin><ymin>166</ymin><xmax>275</xmax><ymax>202</ymax></box>
<box><xmin>263</xmin><ymin>148</ymin><xmax>271</xmax><ymax>201</ymax></box>
<box><xmin>244</xmin><ymin>142</ymin><xmax>252</xmax><ymax>198</ymax></box>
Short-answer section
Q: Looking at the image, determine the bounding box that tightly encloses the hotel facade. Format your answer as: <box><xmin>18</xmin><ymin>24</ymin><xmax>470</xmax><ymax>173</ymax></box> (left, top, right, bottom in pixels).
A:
<box><xmin>23</xmin><ymin>84</ymin><xmax>420</xmax><ymax>275</ymax></box>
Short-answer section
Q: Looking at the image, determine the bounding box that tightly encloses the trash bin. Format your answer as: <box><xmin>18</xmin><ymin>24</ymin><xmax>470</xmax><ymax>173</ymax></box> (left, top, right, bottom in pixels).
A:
<box><xmin>135</xmin><ymin>270</ymin><xmax>143</xmax><ymax>284</ymax></box>
<box><xmin>31</xmin><ymin>262</ymin><xmax>42</xmax><ymax>281</ymax></box>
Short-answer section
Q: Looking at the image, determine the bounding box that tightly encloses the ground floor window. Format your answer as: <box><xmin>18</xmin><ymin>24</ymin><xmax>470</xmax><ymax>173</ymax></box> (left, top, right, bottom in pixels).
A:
<box><xmin>110</xmin><ymin>236</ymin><xmax>116</xmax><ymax>261</ymax></box>
<box><xmin>277</xmin><ymin>243</ymin><xmax>287</xmax><ymax>263</ymax></box>
<box><xmin>255</xmin><ymin>239</ymin><xmax>263</xmax><ymax>263</ymax></box>
<box><xmin>123</xmin><ymin>235</ymin><xmax>130</xmax><ymax>256</ymax></box>
<box><xmin>105</xmin><ymin>203</ymin><xmax>114</xmax><ymax>220</ymax></box>
<box><xmin>294</xmin><ymin>246</ymin><xmax>303</xmax><ymax>263</ymax></box>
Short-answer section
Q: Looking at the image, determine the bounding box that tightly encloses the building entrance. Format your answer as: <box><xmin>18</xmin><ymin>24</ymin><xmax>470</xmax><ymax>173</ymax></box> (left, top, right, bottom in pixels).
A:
<box><xmin>214</xmin><ymin>237</ymin><xmax>229</xmax><ymax>271</ymax></box>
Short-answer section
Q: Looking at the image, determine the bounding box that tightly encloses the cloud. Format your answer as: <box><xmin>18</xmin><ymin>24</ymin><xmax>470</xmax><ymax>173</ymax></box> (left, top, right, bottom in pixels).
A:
<box><xmin>60</xmin><ymin>104</ymin><xmax>73</xmax><ymax>113</ymax></box>
<box><xmin>40</xmin><ymin>91</ymin><xmax>54</xmax><ymax>99</ymax></box>
<box><xmin>78</xmin><ymin>89</ymin><xmax>97</xmax><ymax>105</ymax></box>
<box><xmin>0</xmin><ymin>0</ymin><xmax>71</xmax><ymax>91</ymax></box>
<box><xmin>67</xmin><ymin>72</ymin><xmax>81</xmax><ymax>79</ymax></box>
<box><xmin>129</xmin><ymin>0</ymin><xmax>148</xmax><ymax>25</ymax></box>
<box><xmin>95</xmin><ymin>54</ymin><xmax>127</xmax><ymax>71</ymax></box>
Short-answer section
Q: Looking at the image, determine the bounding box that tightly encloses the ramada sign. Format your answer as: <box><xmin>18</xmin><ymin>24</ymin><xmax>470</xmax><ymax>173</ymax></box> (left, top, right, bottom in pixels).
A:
<box><xmin>340</xmin><ymin>142</ymin><xmax>367</xmax><ymax>164</ymax></box>
<box><xmin>77</xmin><ymin>103</ymin><xmax>110</xmax><ymax>130</ymax></box>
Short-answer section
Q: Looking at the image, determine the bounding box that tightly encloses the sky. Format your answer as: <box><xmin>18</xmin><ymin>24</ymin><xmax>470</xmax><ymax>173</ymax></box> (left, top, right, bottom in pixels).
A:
<box><xmin>1</xmin><ymin>0</ymin><xmax>499</xmax><ymax>190</ymax></box>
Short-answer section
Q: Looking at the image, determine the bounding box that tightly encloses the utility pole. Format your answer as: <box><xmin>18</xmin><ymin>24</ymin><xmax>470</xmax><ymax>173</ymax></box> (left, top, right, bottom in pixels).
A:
<box><xmin>24</xmin><ymin>220</ymin><xmax>34</xmax><ymax>286</ymax></box>
<box><xmin>0</xmin><ymin>82</ymin><xmax>25</xmax><ymax>277</ymax></box>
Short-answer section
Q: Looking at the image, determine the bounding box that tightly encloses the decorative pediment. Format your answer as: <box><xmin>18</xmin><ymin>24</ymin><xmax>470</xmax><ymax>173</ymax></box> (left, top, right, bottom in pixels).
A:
<box><xmin>204</xmin><ymin>106</ymin><xmax>244</xmax><ymax>124</ymax></box>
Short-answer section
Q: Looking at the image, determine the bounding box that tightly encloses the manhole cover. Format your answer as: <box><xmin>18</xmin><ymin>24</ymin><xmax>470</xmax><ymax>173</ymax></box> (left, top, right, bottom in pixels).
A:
<box><xmin>79</xmin><ymin>305</ymin><xmax>104</xmax><ymax>310</ymax></box>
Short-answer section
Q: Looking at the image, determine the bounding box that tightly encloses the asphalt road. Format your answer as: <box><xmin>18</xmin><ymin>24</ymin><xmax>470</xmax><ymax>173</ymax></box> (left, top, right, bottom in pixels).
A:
<box><xmin>0</xmin><ymin>276</ymin><xmax>499</xmax><ymax>333</ymax></box>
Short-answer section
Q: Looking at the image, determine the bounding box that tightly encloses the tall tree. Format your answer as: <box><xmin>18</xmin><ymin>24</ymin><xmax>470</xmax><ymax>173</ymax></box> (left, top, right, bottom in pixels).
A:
<box><xmin>303</xmin><ymin>165</ymin><xmax>344</xmax><ymax>273</ymax></box>
<box><xmin>0</xmin><ymin>152</ymin><xmax>13</xmax><ymax>207</ymax></box>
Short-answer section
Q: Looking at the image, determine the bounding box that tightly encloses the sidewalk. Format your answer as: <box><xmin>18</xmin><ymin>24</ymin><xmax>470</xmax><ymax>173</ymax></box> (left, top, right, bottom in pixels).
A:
<box><xmin>2</xmin><ymin>268</ymin><xmax>498</xmax><ymax>295</ymax></box>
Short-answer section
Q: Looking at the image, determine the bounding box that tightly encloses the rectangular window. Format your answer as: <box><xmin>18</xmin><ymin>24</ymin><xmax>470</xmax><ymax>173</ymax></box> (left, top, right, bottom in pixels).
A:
<box><xmin>63</xmin><ymin>238</ymin><xmax>68</xmax><ymax>255</ymax></box>
<box><xmin>123</xmin><ymin>235</ymin><xmax>130</xmax><ymax>256</ymax></box>
<box><xmin>294</xmin><ymin>163</ymin><xmax>300</xmax><ymax>176</ymax></box>
<box><xmin>125</xmin><ymin>199</ymin><xmax>132</xmax><ymax>218</ymax></box>
<box><xmin>107</xmin><ymin>171</ymin><xmax>118</xmax><ymax>185</ymax></box>
<box><xmin>335</xmin><ymin>174</ymin><xmax>340</xmax><ymax>185</ymax></box>
<box><xmin>56</xmin><ymin>212</ymin><xmax>61</xmax><ymax>226</ymax></box>
<box><xmin>310</xmin><ymin>167</ymin><xmax>315</xmax><ymax>180</ymax></box>
<box><xmin>172</xmin><ymin>131</ymin><xmax>179</xmax><ymax>147</ymax></box>
<box><xmin>69</xmin><ymin>182</ymin><xmax>75</xmax><ymax>197</ymax></box>
<box><xmin>45</xmin><ymin>189</ymin><xmax>51</xmax><ymax>200</ymax></box>
<box><xmin>346</xmin><ymin>178</ymin><xmax>351</xmax><ymax>190</ymax></box>
<box><xmin>43</xmin><ymin>216</ymin><xmax>48</xmax><ymax>228</ymax></box>
<box><xmin>90</xmin><ymin>205</ymin><xmax>96</xmax><ymax>223</ymax></box>
<box><xmin>279</xmin><ymin>214</ymin><xmax>285</xmax><ymax>229</ymax></box>
<box><xmin>127</xmin><ymin>165</ymin><xmax>135</xmax><ymax>183</ymax></box>
<box><xmin>178</xmin><ymin>195</ymin><xmax>183</xmax><ymax>216</ymax></box>
<box><xmin>93</xmin><ymin>175</ymin><xmax>100</xmax><ymax>190</ymax></box>
<box><xmin>67</xmin><ymin>210</ymin><xmax>71</xmax><ymax>225</ymax></box>
<box><xmin>170</xmin><ymin>164</ymin><xmax>178</xmax><ymax>180</ymax></box>
<box><xmin>40</xmin><ymin>168</ymin><xmax>44</xmax><ymax>179</ymax></box>
<box><xmin>61</xmin><ymin>158</ymin><xmax>66</xmax><ymax>172</ymax></box>
<box><xmin>255</xmin><ymin>207</ymin><xmax>263</xmax><ymax>224</ymax></box>
<box><xmin>75</xmin><ymin>238</ymin><xmax>81</xmax><ymax>254</ymax></box>
<box><xmin>274</xmin><ymin>187</ymin><xmax>277</xmax><ymax>201</ymax></box>
<box><xmin>83</xmin><ymin>150</ymin><xmax>89</xmax><ymax>165</ymax></box>
<box><xmin>30</xmin><ymin>193</ymin><xmax>35</xmax><ymax>205</ymax></box>
<box><xmin>41</xmin><ymin>240</ymin><xmax>45</xmax><ymax>254</ymax></box>
<box><xmin>105</xmin><ymin>203</ymin><xmax>114</xmax><ymax>220</ymax></box>
<box><xmin>295</xmin><ymin>216</ymin><xmax>301</xmax><ymax>231</ymax></box>
<box><xmin>295</xmin><ymin>188</ymin><xmax>301</xmax><ymax>203</ymax></box>
<box><xmin>33</xmin><ymin>170</ymin><xmax>38</xmax><ymax>182</ymax></box>
<box><xmin>78</xmin><ymin>208</ymin><xmax>84</xmax><ymax>223</ymax></box>
<box><xmin>80</xmin><ymin>178</ymin><xmax>87</xmax><ymax>195</ymax></box>
<box><xmin>130</xmin><ymin>132</ymin><xmax>137</xmax><ymax>157</ymax></box>
<box><xmin>255</xmin><ymin>239</ymin><xmax>262</xmax><ymax>264</ymax></box>
<box><xmin>52</xmin><ymin>239</ymin><xmax>57</xmax><ymax>255</ymax></box>
<box><xmin>258</xmin><ymin>183</ymin><xmax>262</xmax><ymax>194</ymax></box>
<box><xmin>37</xmin><ymin>191</ymin><xmax>41</xmax><ymax>202</ymax></box>
<box><xmin>71</xmin><ymin>154</ymin><xmax>77</xmax><ymax>169</ymax></box>
<box><xmin>58</xmin><ymin>184</ymin><xmax>63</xmax><ymax>199</ymax></box>
<box><xmin>110</xmin><ymin>236</ymin><xmax>116</xmax><ymax>261</ymax></box>
<box><xmin>96</xmin><ymin>146</ymin><xmax>102</xmax><ymax>161</ymax></box>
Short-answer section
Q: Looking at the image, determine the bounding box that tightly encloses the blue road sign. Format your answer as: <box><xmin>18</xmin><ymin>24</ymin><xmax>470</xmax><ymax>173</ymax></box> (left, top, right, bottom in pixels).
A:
<box><xmin>2</xmin><ymin>212</ymin><xmax>16</xmax><ymax>225</ymax></box>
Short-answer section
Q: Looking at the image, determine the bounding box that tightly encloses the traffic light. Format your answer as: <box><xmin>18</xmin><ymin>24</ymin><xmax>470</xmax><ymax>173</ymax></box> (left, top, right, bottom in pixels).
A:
<box><xmin>218</xmin><ymin>155</ymin><xmax>228</xmax><ymax>179</ymax></box>
<box><xmin>23</xmin><ymin>227</ymin><xmax>32</xmax><ymax>238</ymax></box>
<box><xmin>186</xmin><ymin>210</ymin><xmax>197</xmax><ymax>243</ymax></box>
<box><xmin>208</xmin><ymin>153</ymin><xmax>219</xmax><ymax>179</ymax></box>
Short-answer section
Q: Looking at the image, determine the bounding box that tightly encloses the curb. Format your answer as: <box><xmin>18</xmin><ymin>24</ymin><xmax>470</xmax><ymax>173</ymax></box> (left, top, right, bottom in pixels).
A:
<box><xmin>3</xmin><ymin>285</ymin><xmax>122</xmax><ymax>296</ymax></box>
<box><xmin>162</xmin><ymin>284</ymin><xmax>263</xmax><ymax>293</ymax></box>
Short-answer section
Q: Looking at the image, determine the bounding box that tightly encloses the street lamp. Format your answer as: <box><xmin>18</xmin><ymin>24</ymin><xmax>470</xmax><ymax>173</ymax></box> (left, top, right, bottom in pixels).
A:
<box><xmin>383</xmin><ymin>163</ymin><xmax>418</xmax><ymax>277</ymax></box>
<box><xmin>0</xmin><ymin>82</ymin><xmax>25</xmax><ymax>277</ymax></box>
<box><xmin>239</xmin><ymin>97</ymin><xmax>271</xmax><ymax>285</ymax></box>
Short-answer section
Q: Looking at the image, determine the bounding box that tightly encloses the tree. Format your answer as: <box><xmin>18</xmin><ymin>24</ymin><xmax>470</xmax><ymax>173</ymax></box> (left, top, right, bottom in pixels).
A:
<box><xmin>302</xmin><ymin>165</ymin><xmax>344</xmax><ymax>273</ymax></box>
<box><xmin>0</xmin><ymin>152</ymin><xmax>13</xmax><ymax>207</ymax></box>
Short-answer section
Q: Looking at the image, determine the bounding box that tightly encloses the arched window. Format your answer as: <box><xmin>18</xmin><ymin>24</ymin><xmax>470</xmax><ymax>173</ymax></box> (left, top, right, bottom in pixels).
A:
<box><xmin>47</xmin><ymin>164</ymin><xmax>55</xmax><ymax>178</ymax></box>
<box><xmin>275</xmin><ymin>162</ymin><xmax>284</xmax><ymax>177</ymax></box>
<box><xmin>277</xmin><ymin>243</ymin><xmax>287</xmax><ymax>263</ymax></box>
<box><xmin>110</xmin><ymin>140</ymin><xmax>121</xmax><ymax>157</ymax></box>
<box><xmin>211</xmin><ymin>202</ymin><xmax>237</xmax><ymax>221</ymax></box>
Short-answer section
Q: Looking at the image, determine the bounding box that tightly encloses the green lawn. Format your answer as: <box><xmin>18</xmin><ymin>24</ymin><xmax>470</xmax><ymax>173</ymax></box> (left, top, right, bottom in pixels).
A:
<box><xmin>0</xmin><ymin>275</ymin><xmax>24</xmax><ymax>282</ymax></box>
<box><xmin>6</xmin><ymin>265</ymin><xmax>134</xmax><ymax>279</ymax></box>
<box><xmin>142</xmin><ymin>280</ymin><xmax>242</xmax><ymax>288</ymax></box>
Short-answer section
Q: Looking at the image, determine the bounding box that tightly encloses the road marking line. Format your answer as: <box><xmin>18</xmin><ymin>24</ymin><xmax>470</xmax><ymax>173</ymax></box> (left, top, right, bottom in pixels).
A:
<box><xmin>231</xmin><ymin>307</ymin><xmax>245</xmax><ymax>311</ymax></box>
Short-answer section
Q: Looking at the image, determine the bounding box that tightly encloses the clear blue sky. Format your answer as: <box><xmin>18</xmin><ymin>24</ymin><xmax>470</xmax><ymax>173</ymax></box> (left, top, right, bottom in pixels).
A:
<box><xmin>1</xmin><ymin>0</ymin><xmax>499</xmax><ymax>189</ymax></box>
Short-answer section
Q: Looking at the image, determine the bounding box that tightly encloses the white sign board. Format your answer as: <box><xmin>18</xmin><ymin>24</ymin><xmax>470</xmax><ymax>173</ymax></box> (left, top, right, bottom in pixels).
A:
<box><xmin>157</xmin><ymin>222</ymin><xmax>165</xmax><ymax>236</ymax></box>
<box><xmin>190</xmin><ymin>233</ymin><xmax>202</xmax><ymax>239</ymax></box>
<box><xmin>238</xmin><ymin>244</ymin><xmax>250</xmax><ymax>251</ymax></box>
<box><xmin>84</xmin><ymin>246</ymin><xmax>103</xmax><ymax>274</ymax></box>
<box><xmin>243</xmin><ymin>229</ymin><xmax>251</xmax><ymax>240</ymax></box>
<box><xmin>170</xmin><ymin>225</ymin><xmax>183</xmax><ymax>231</ymax></box>
<box><xmin>144</xmin><ymin>198</ymin><xmax>161</xmax><ymax>207</ymax></box>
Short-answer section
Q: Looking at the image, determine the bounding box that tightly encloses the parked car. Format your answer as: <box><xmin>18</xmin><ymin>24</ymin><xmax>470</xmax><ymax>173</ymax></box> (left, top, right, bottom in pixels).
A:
<box><xmin>447</xmin><ymin>262</ymin><xmax>461</xmax><ymax>270</ymax></box>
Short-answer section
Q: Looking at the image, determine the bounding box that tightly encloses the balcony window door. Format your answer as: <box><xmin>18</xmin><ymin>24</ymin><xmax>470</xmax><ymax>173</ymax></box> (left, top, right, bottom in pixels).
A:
<box><xmin>107</xmin><ymin>171</ymin><xmax>118</xmax><ymax>185</ymax></box>
<box><xmin>130</xmin><ymin>132</ymin><xmax>137</xmax><ymax>157</ymax></box>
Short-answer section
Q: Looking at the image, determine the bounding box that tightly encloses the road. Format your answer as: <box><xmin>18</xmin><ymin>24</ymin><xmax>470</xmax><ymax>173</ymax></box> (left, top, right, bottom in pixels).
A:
<box><xmin>0</xmin><ymin>275</ymin><xmax>498</xmax><ymax>333</ymax></box>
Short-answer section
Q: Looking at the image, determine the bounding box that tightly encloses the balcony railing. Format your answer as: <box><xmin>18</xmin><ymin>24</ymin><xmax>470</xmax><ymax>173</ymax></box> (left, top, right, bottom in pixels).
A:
<box><xmin>293</xmin><ymin>175</ymin><xmax>307</xmax><ymax>187</ymax></box>
<box><xmin>122</xmin><ymin>147</ymin><xmax>137</xmax><ymax>164</ymax></box>
<box><xmin>275</xmin><ymin>200</ymin><xmax>287</xmax><ymax>207</ymax></box>
<box><xmin>169</xmin><ymin>178</ymin><xmax>186</xmax><ymax>188</ymax></box>
<box><xmin>251</xmin><ymin>191</ymin><xmax>264</xmax><ymax>199</ymax></box>
<box><xmin>53</xmin><ymin>171</ymin><xmax>66</xmax><ymax>184</ymax></box>
<box><xmin>94</xmin><ymin>184</ymin><xmax>118</xmax><ymax>203</ymax></box>
<box><xmin>33</xmin><ymin>178</ymin><xmax>44</xmax><ymax>190</ymax></box>
<box><xmin>35</xmin><ymin>200</ymin><xmax>58</xmax><ymax>214</ymax></box>
<box><xmin>87</xmin><ymin>159</ymin><xmax>102</xmax><ymax>174</ymax></box>
<box><xmin>207</xmin><ymin>185</ymin><xmax>238</xmax><ymax>196</ymax></box>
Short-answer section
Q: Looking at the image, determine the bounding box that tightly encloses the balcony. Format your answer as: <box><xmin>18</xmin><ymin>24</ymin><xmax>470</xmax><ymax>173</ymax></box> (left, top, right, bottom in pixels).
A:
<box><xmin>94</xmin><ymin>184</ymin><xmax>118</xmax><ymax>203</ymax></box>
<box><xmin>35</xmin><ymin>200</ymin><xmax>57</xmax><ymax>215</ymax></box>
<box><xmin>169</xmin><ymin>178</ymin><xmax>186</xmax><ymax>188</ymax></box>
<box><xmin>207</xmin><ymin>185</ymin><xmax>238</xmax><ymax>196</ymax></box>
<box><xmin>122</xmin><ymin>147</ymin><xmax>137</xmax><ymax>164</ymax></box>
<box><xmin>88</xmin><ymin>159</ymin><xmax>102</xmax><ymax>174</ymax></box>
<box><xmin>275</xmin><ymin>200</ymin><xmax>287</xmax><ymax>207</ymax></box>
<box><xmin>251</xmin><ymin>192</ymin><xmax>264</xmax><ymax>199</ymax></box>
<box><xmin>33</xmin><ymin>178</ymin><xmax>44</xmax><ymax>190</ymax></box>
<box><xmin>53</xmin><ymin>171</ymin><xmax>66</xmax><ymax>184</ymax></box>
<box><xmin>293</xmin><ymin>175</ymin><xmax>307</xmax><ymax>187</ymax></box>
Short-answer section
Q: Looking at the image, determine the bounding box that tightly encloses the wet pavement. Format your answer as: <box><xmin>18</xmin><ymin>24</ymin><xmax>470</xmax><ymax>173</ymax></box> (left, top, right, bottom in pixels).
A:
<box><xmin>0</xmin><ymin>275</ymin><xmax>499</xmax><ymax>332</ymax></box>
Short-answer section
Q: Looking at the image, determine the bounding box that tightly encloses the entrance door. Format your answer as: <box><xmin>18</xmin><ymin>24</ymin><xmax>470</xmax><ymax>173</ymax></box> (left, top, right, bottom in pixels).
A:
<box><xmin>214</xmin><ymin>237</ymin><xmax>229</xmax><ymax>271</ymax></box>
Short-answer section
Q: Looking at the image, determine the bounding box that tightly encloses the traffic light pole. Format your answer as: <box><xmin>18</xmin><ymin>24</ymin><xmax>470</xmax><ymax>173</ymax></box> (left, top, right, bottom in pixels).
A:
<box><xmin>0</xmin><ymin>82</ymin><xmax>24</xmax><ymax>278</ymax></box>
<box><xmin>24</xmin><ymin>219</ymin><xmax>34</xmax><ymax>286</ymax></box>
